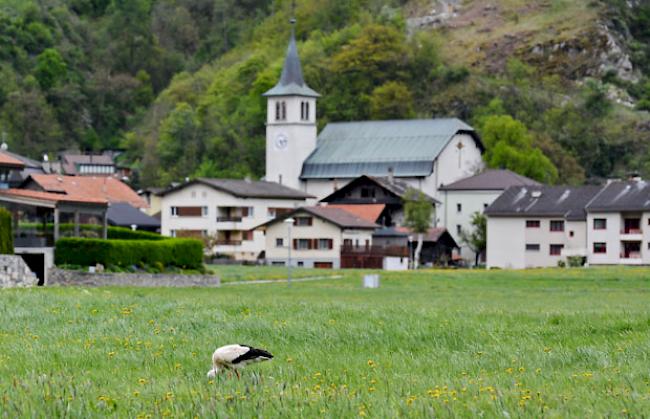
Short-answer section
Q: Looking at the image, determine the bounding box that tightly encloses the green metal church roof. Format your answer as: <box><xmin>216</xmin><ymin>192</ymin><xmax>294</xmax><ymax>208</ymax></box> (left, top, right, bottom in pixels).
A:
<box><xmin>300</xmin><ymin>118</ymin><xmax>482</xmax><ymax>179</ymax></box>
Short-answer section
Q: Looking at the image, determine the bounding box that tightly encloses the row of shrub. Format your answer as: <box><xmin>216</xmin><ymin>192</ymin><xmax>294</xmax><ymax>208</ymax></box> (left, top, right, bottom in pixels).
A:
<box><xmin>55</xmin><ymin>238</ymin><xmax>203</xmax><ymax>269</ymax></box>
<box><xmin>0</xmin><ymin>208</ymin><xmax>13</xmax><ymax>254</ymax></box>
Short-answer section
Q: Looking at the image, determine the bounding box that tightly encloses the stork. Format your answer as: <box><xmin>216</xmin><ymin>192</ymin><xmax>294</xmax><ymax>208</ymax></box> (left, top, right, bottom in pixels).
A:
<box><xmin>207</xmin><ymin>344</ymin><xmax>274</xmax><ymax>379</ymax></box>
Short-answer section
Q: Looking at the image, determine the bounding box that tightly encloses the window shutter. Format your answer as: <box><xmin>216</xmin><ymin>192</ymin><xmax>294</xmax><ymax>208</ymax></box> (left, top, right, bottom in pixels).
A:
<box><xmin>308</xmin><ymin>217</ymin><xmax>313</xmax><ymax>226</ymax></box>
<box><xmin>242</xmin><ymin>207</ymin><xmax>248</xmax><ymax>217</ymax></box>
<box><xmin>293</xmin><ymin>239</ymin><xmax>297</xmax><ymax>249</ymax></box>
<box><xmin>328</xmin><ymin>239</ymin><xmax>333</xmax><ymax>250</ymax></box>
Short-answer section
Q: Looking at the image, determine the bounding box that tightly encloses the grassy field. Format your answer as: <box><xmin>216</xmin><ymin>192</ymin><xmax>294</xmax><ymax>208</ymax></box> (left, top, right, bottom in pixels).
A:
<box><xmin>1</xmin><ymin>267</ymin><xmax>650</xmax><ymax>417</ymax></box>
<box><xmin>207</xmin><ymin>264</ymin><xmax>336</xmax><ymax>283</ymax></box>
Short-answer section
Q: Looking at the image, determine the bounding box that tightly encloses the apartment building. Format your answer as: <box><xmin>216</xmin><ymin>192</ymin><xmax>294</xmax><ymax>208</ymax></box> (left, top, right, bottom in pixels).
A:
<box><xmin>485</xmin><ymin>185</ymin><xmax>602</xmax><ymax>269</ymax></box>
<box><xmin>159</xmin><ymin>178</ymin><xmax>312</xmax><ymax>261</ymax></box>
<box><xmin>585</xmin><ymin>180</ymin><xmax>650</xmax><ymax>265</ymax></box>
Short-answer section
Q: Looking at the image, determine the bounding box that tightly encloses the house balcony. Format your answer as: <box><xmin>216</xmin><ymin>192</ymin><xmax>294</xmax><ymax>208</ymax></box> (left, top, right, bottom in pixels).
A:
<box><xmin>620</xmin><ymin>230</ymin><xmax>643</xmax><ymax>241</ymax></box>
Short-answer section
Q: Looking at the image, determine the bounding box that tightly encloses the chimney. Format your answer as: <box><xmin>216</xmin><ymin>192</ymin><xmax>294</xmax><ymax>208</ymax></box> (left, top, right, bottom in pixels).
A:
<box><xmin>387</xmin><ymin>167</ymin><xmax>394</xmax><ymax>184</ymax></box>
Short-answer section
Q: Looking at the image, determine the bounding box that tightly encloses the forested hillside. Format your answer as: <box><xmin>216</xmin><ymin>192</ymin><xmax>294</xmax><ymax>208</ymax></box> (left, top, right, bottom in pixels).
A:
<box><xmin>3</xmin><ymin>0</ymin><xmax>650</xmax><ymax>188</ymax></box>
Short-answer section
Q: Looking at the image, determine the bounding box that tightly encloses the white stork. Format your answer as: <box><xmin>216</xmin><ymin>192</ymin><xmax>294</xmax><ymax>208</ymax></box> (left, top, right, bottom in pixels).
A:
<box><xmin>207</xmin><ymin>344</ymin><xmax>274</xmax><ymax>379</ymax></box>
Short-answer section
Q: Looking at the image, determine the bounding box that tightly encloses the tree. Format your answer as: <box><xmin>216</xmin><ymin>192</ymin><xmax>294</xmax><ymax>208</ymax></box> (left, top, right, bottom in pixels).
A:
<box><xmin>403</xmin><ymin>189</ymin><xmax>433</xmax><ymax>269</ymax></box>
<box><xmin>479</xmin><ymin>114</ymin><xmax>558</xmax><ymax>183</ymax></box>
<box><xmin>33</xmin><ymin>48</ymin><xmax>67</xmax><ymax>90</ymax></box>
<box><xmin>369</xmin><ymin>81</ymin><xmax>415</xmax><ymax>120</ymax></box>
<box><xmin>459</xmin><ymin>212</ymin><xmax>486</xmax><ymax>267</ymax></box>
<box><xmin>0</xmin><ymin>207</ymin><xmax>13</xmax><ymax>255</ymax></box>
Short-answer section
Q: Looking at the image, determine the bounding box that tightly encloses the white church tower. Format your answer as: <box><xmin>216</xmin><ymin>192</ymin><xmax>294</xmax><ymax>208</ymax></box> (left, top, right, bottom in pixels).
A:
<box><xmin>263</xmin><ymin>17</ymin><xmax>319</xmax><ymax>191</ymax></box>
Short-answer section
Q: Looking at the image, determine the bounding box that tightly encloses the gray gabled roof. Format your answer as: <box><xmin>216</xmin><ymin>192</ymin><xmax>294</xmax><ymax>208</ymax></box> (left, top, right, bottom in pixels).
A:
<box><xmin>485</xmin><ymin>185</ymin><xmax>603</xmax><ymax>221</ymax></box>
<box><xmin>160</xmin><ymin>178</ymin><xmax>313</xmax><ymax>200</ymax></box>
<box><xmin>586</xmin><ymin>180</ymin><xmax>650</xmax><ymax>212</ymax></box>
<box><xmin>440</xmin><ymin>169</ymin><xmax>541</xmax><ymax>191</ymax></box>
<box><xmin>300</xmin><ymin>118</ymin><xmax>483</xmax><ymax>179</ymax></box>
<box><xmin>263</xmin><ymin>26</ymin><xmax>320</xmax><ymax>98</ymax></box>
<box><xmin>319</xmin><ymin>175</ymin><xmax>439</xmax><ymax>204</ymax></box>
<box><xmin>257</xmin><ymin>206</ymin><xmax>378</xmax><ymax>230</ymax></box>
<box><xmin>107</xmin><ymin>202</ymin><xmax>161</xmax><ymax>229</ymax></box>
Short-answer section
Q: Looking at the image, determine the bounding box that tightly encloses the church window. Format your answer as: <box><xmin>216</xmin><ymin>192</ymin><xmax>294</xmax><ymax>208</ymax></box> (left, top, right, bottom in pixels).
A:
<box><xmin>305</xmin><ymin>102</ymin><xmax>310</xmax><ymax>120</ymax></box>
<box><xmin>275</xmin><ymin>102</ymin><xmax>281</xmax><ymax>121</ymax></box>
<box><xmin>281</xmin><ymin>102</ymin><xmax>287</xmax><ymax>120</ymax></box>
<box><xmin>300</xmin><ymin>102</ymin><xmax>305</xmax><ymax>120</ymax></box>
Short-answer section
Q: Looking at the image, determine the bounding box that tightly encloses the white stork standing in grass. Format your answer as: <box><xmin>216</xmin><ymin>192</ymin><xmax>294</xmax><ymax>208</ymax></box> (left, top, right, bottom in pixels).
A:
<box><xmin>207</xmin><ymin>344</ymin><xmax>274</xmax><ymax>379</ymax></box>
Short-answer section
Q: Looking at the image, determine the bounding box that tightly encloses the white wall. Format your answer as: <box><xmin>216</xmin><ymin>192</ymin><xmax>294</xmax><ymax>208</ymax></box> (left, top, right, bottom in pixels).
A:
<box><xmin>487</xmin><ymin>217</ymin><xmax>525</xmax><ymax>269</ymax></box>
<box><xmin>487</xmin><ymin>216</ymin><xmax>588</xmax><ymax>269</ymax></box>
<box><xmin>161</xmin><ymin>183</ymin><xmax>306</xmax><ymax>260</ymax></box>
<box><xmin>441</xmin><ymin>189</ymin><xmax>502</xmax><ymax>263</ymax></box>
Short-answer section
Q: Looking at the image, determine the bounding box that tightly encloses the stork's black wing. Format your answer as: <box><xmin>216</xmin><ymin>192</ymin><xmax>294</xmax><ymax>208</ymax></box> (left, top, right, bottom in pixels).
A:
<box><xmin>232</xmin><ymin>345</ymin><xmax>274</xmax><ymax>364</ymax></box>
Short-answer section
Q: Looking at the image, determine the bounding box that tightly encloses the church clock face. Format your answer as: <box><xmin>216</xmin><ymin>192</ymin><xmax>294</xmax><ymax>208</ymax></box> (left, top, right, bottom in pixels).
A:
<box><xmin>274</xmin><ymin>133</ymin><xmax>288</xmax><ymax>151</ymax></box>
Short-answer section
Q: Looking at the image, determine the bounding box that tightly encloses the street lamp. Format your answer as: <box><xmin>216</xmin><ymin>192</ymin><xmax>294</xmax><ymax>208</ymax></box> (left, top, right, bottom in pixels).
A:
<box><xmin>284</xmin><ymin>217</ymin><xmax>295</xmax><ymax>286</ymax></box>
<box><xmin>408</xmin><ymin>235</ymin><xmax>413</xmax><ymax>270</ymax></box>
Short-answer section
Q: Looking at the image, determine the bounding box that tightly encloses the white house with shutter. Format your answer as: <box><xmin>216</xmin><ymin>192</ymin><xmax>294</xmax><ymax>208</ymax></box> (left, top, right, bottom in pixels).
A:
<box><xmin>159</xmin><ymin>178</ymin><xmax>312</xmax><ymax>261</ymax></box>
<box><xmin>258</xmin><ymin>206</ymin><xmax>378</xmax><ymax>269</ymax></box>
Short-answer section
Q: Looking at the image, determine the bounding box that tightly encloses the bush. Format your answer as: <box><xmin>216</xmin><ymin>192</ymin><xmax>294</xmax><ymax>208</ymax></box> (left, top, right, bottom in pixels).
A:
<box><xmin>107</xmin><ymin>227</ymin><xmax>164</xmax><ymax>241</ymax></box>
<box><xmin>55</xmin><ymin>238</ymin><xmax>203</xmax><ymax>269</ymax></box>
<box><xmin>0</xmin><ymin>208</ymin><xmax>13</xmax><ymax>254</ymax></box>
<box><xmin>557</xmin><ymin>260</ymin><xmax>566</xmax><ymax>268</ymax></box>
<box><xmin>567</xmin><ymin>256</ymin><xmax>586</xmax><ymax>268</ymax></box>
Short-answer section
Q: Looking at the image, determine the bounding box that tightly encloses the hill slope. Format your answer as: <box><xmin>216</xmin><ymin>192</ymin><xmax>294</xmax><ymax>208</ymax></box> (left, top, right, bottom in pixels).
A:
<box><xmin>2</xmin><ymin>0</ymin><xmax>650</xmax><ymax>187</ymax></box>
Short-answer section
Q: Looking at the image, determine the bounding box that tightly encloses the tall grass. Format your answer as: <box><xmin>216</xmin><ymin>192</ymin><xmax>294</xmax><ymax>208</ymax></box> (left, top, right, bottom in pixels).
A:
<box><xmin>1</xmin><ymin>267</ymin><xmax>649</xmax><ymax>416</ymax></box>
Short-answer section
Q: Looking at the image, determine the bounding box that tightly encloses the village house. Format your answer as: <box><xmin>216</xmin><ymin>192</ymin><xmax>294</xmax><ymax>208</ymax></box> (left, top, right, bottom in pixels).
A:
<box><xmin>258</xmin><ymin>206</ymin><xmax>379</xmax><ymax>269</ymax></box>
<box><xmin>159</xmin><ymin>178</ymin><xmax>312</xmax><ymax>261</ymax></box>
<box><xmin>439</xmin><ymin>169</ymin><xmax>540</xmax><ymax>264</ymax></box>
<box><xmin>319</xmin><ymin>175</ymin><xmax>439</xmax><ymax>227</ymax></box>
<box><xmin>263</xmin><ymin>20</ymin><xmax>484</xmax><ymax>201</ymax></box>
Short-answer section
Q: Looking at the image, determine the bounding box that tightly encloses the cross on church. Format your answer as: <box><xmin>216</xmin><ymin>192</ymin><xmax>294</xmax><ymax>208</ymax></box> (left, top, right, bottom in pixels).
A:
<box><xmin>456</xmin><ymin>141</ymin><xmax>465</xmax><ymax>168</ymax></box>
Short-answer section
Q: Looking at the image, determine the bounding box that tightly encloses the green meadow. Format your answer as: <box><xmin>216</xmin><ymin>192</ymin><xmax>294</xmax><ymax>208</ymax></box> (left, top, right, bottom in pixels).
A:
<box><xmin>1</xmin><ymin>267</ymin><xmax>650</xmax><ymax>417</ymax></box>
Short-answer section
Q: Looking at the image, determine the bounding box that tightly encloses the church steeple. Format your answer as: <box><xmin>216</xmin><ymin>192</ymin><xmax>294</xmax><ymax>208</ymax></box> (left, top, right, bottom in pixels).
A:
<box><xmin>263</xmin><ymin>16</ymin><xmax>319</xmax><ymax>98</ymax></box>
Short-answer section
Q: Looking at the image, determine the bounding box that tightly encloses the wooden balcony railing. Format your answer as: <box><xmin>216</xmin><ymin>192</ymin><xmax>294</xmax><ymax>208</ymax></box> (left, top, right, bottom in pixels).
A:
<box><xmin>341</xmin><ymin>245</ymin><xmax>408</xmax><ymax>257</ymax></box>
<box><xmin>217</xmin><ymin>217</ymin><xmax>243</xmax><ymax>223</ymax></box>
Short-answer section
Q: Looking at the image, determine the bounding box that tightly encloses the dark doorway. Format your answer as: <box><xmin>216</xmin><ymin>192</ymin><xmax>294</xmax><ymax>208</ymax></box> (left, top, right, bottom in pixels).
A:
<box><xmin>19</xmin><ymin>253</ymin><xmax>45</xmax><ymax>286</ymax></box>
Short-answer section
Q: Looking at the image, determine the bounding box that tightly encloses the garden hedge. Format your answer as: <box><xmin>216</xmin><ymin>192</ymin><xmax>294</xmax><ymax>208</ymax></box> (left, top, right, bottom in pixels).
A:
<box><xmin>55</xmin><ymin>237</ymin><xmax>203</xmax><ymax>269</ymax></box>
<box><xmin>0</xmin><ymin>207</ymin><xmax>13</xmax><ymax>254</ymax></box>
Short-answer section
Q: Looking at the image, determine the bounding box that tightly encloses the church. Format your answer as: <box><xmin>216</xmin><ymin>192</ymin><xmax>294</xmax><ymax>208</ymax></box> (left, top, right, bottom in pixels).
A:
<box><xmin>263</xmin><ymin>20</ymin><xmax>485</xmax><ymax>202</ymax></box>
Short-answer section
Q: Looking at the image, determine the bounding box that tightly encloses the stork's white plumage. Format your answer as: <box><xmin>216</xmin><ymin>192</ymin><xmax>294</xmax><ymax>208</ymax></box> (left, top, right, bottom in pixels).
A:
<box><xmin>207</xmin><ymin>344</ymin><xmax>274</xmax><ymax>379</ymax></box>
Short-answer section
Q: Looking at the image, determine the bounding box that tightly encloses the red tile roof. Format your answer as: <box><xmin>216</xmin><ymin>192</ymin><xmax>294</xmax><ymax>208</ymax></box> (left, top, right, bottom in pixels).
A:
<box><xmin>0</xmin><ymin>188</ymin><xmax>107</xmax><ymax>205</ymax></box>
<box><xmin>0</xmin><ymin>152</ymin><xmax>25</xmax><ymax>169</ymax></box>
<box><xmin>29</xmin><ymin>174</ymin><xmax>147</xmax><ymax>208</ymax></box>
<box><xmin>326</xmin><ymin>204</ymin><xmax>386</xmax><ymax>223</ymax></box>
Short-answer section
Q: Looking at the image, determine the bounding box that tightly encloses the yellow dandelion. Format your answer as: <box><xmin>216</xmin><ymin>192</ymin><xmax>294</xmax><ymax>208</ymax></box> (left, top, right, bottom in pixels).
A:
<box><xmin>367</xmin><ymin>359</ymin><xmax>375</xmax><ymax>367</ymax></box>
<box><xmin>138</xmin><ymin>378</ymin><xmax>147</xmax><ymax>385</ymax></box>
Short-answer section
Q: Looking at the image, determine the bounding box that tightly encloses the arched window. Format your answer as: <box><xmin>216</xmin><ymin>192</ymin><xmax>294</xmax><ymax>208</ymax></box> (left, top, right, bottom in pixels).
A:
<box><xmin>275</xmin><ymin>102</ymin><xmax>281</xmax><ymax>121</ymax></box>
<box><xmin>281</xmin><ymin>102</ymin><xmax>287</xmax><ymax>120</ymax></box>
<box><xmin>300</xmin><ymin>102</ymin><xmax>305</xmax><ymax>120</ymax></box>
<box><xmin>305</xmin><ymin>102</ymin><xmax>310</xmax><ymax>120</ymax></box>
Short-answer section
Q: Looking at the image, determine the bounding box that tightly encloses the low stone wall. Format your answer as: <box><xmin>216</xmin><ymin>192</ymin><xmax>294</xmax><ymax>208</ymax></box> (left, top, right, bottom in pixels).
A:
<box><xmin>0</xmin><ymin>255</ymin><xmax>39</xmax><ymax>288</ymax></box>
<box><xmin>48</xmin><ymin>268</ymin><xmax>220</xmax><ymax>287</ymax></box>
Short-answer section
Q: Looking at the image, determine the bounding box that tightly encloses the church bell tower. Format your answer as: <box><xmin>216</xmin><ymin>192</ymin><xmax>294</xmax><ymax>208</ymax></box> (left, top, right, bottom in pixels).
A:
<box><xmin>263</xmin><ymin>16</ymin><xmax>319</xmax><ymax>191</ymax></box>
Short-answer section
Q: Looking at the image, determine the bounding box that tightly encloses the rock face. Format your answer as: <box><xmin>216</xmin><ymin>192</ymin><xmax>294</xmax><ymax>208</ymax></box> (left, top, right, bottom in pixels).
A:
<box><xmin>0</xmin><ymin>255</ymin><xmax>38</xmax><ymax>288</ymax></box>
<box><xmin>406</xmin><ymin>0</ymin><xmax>461</xmax><ymax>30</ymax></box>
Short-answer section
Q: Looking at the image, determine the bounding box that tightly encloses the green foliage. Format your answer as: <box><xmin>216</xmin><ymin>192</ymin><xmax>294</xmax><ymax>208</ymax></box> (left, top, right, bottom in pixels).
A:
<box><xmin>459</xmin><ymin>212</ymin><xmax>486</xmax><ymax>267</ymax></box>
<box><xmin>479</xmin><ymin>114</ymin><xmax>558</xmax><ymax>183</ymax></box>
<box><xmin>33</xmin><ymin>48</ymin><xmax>67</xmax><ymax>90</ymax></box>
<box><xmin>403</xmin><ymin>189</ymin><xmax>432</xmax><ymax>234</ymax></box>
<box><xmin>0</xmin><ymin>207</ymin><xmax>13</xmax><ymax>254</ymax></box>
<box><xmin>55</xmin><ymin>237</ymin><xmax>203</xmax><ymax>269</ymax></box>
<box><xmin>369</xmin><ymin>81</ymin><xmax>414</xmax><ymax>119</ymax></box>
